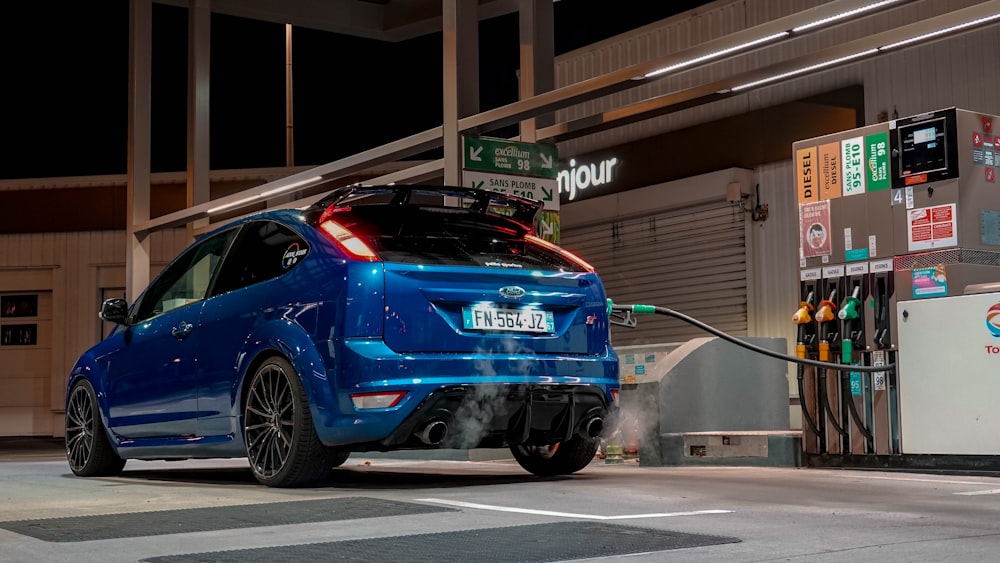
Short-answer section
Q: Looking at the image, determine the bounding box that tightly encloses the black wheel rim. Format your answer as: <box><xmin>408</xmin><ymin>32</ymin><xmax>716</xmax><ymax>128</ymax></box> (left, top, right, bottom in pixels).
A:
<box><xmin>245</xmin><ymin>364</ymin><xmax>295</xmax><ymax>479</ymax></box>
<box><xmin>66</xmin><ymin>385</ymin><xmax>95</xmax><ymax>472</ymax></box>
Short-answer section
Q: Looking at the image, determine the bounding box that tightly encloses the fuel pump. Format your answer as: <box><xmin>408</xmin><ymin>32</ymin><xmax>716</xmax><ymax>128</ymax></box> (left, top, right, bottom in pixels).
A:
<box><xmin>866</xmin><ymin>258</ymin><xmax>898</xmax><ymax>454</ymax></box>
<box><xmin>793</xmin><ymin>282</ymin><xmax>821</xmax><ymax>453</ymax></box>
<box><xmin>815</xmin><ymin>267</ymin><xmax>847</xmax><ymax>454</ymax></box>
<box><xmin>839</xmin><ymin>266</ymin><xmax>874</xmax><ymax>453</ymax></box>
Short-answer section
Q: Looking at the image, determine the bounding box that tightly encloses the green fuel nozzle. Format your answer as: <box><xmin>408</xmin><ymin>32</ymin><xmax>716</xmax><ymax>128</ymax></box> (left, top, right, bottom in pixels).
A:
<box><xmin>607</xmin><ymin>299</ymin><xmax>657</xmax><ymax>315</ymax></box>
<box><xmin>838</xmin><ymin>286</ymin><xmax>862</xmax><ymax>321</ymax></box>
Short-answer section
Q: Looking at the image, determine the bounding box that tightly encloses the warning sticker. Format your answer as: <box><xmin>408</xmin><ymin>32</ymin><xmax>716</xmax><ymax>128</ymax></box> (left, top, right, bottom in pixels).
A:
<box><xmin>907</xmin><ymin>203</ymin><xmax>958</xmax><ymax>252</ymax></box>
<box><xmin>973</xmin><ymin>131</ymin><xmax>986</xmax><ymax>164</ymax></box>
<box><xmin>801</xmin><ymin>200</ymin><xmax>832</xmax><ymax>258</ymax></box>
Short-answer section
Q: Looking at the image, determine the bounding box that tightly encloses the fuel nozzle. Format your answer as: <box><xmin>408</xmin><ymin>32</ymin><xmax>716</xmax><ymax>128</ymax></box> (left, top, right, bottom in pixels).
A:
<box><xmin>792</xmin><ymin>291</ymin><xmax>815</xmax><ymax>325</ymax></box>
<box><xmin>814</xmin><ymin>290</ymin><xmax>838</xmax><ymax>324</ymax></box>
<box><xmin>838</xmin><ymin>286</ymin><xmax>862</xmax><ymax>321</ymax></box>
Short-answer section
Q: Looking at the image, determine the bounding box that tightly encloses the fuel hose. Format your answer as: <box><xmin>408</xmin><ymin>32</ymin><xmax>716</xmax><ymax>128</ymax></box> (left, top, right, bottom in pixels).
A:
<box><xmin>607</xmin><ymin>300</ymin><xmax>896</xmax><ymax>373</ymax></box>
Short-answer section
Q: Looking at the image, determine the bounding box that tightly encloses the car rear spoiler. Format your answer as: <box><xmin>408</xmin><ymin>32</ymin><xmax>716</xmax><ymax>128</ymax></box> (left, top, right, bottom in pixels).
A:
<box><xmin>303</xmin><ymin>184</ymin><xmax>542</xmax><ymax>231</ymax></box>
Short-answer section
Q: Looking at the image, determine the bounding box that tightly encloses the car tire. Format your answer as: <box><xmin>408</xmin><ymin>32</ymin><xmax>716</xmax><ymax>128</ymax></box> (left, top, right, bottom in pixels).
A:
<box><xmin>244</xmin><ymin>356</ymin><xmax>334</xmax><ymax>487</ymax></box>
<box><xmin>65</xmin><ymin>379</ymin><xmax>126</xmax><ymax>477</ymax></box>
<box><xmin>328</xmin><ymin>448</ymin><xmax>350</xmax><ymax>468</ymax></box>
<box><xmin>510</xmin><ymin>435</ymin><xmax>599</xmax><ymax>476</ymax></box>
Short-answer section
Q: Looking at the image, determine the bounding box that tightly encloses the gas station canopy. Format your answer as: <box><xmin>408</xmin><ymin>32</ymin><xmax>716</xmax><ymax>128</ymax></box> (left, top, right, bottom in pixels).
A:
<box><xmin>156</xmin><ymin>0</ymin><xmax>520</xmax><ymax>40</ymax></box>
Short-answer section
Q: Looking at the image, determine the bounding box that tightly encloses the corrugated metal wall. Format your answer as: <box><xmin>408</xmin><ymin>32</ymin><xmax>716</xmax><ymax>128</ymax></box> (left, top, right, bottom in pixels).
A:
<box><xmin>555</xmin><ymin>0</ymin><xmax>999</xmax><ymax>157</ymax></box>
<box><xmin>565</xmin><ymin>200</ymin><xmax>748</xmax><ymax>346</ymax></box>
<box><xmin>0</xmin><ymin>229</ymin><xmax>188</xmax><ymax>436</ymax></box>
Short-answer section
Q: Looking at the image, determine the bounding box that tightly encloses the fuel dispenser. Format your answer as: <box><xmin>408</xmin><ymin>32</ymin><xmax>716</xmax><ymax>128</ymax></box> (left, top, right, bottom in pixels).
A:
<box><xmin>888</xmin><ymin>108</ymin><xmax>1000</xmax><ymax>457</ymax></box>
<box><xmin>793</xmin><ymin>107</ymin><xmax>1000</xmax><ymax>467</ymax></box>
<box><xmin>815</xmin><ymin>266</ymin><xmax>846</xmax><ymax>454</ymax></box>
<box><xmin>839</xmin><ymin>262</ymin><xmax>873</xmax><ymax>454</ymax></box>
<box><xmin>793</xmin><ymin>274</ymin><xmax>820</xmax><ymax>453</ymax></box>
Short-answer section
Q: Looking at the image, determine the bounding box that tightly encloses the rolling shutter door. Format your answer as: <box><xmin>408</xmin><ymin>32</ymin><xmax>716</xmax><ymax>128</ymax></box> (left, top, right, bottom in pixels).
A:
<box><xmin>562</xmin><ymin>200</ymin><xmax>747</xmax><ymax>346</ymax></box>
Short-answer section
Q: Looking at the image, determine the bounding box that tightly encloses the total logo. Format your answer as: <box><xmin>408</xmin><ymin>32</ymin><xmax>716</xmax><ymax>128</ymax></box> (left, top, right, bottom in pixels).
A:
<box><xmin>983</xmin><ymin>304</ymin><xmax>1000</xmax><ymax>355</ymax></box>
<box><xmin>987</xmin><ymin>303</ymin><xmax>1000</xmax><ymax>338</ymax></box>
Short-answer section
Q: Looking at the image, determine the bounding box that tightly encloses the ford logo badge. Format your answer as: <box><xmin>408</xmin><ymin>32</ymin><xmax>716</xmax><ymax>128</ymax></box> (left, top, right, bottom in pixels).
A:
<box><xmin>499</xmin><ymin>286</ymin><xmax>526</xmax><ymax>299</ymax></box>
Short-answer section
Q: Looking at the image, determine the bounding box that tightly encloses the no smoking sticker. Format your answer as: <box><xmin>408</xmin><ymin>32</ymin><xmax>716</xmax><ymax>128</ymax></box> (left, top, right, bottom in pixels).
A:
<box><xmin>988</xmin><ymin>168</ymin><xmax>996</xmax><ymax>183</ymax></box>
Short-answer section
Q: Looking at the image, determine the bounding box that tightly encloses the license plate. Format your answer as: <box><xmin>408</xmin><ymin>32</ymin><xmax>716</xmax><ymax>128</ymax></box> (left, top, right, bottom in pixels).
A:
<box><xmin>462</xmin><ymin>306</ymin><xmax>554</xmax><ymax>333</ymax></box>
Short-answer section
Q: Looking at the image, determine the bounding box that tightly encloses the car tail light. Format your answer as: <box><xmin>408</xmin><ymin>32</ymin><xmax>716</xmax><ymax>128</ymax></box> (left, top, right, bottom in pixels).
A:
<box><xmin>525</xmin><ymin>234</ymin><xmax>595</xmax><ymax>273</ymax></box>
<box><xmin>611</xmin><ymin>389</ymin><xmax>619</xmax><ymax>407</ymax></box>
<box><xmin>319</xmin><ymin>219</ymin><xmax>379</xmax><ymax>261</ymax></box>
<box><xmin>351</xmin><ymin>391</ymin><xmax>406</xmax><ymax>410</ymax></box>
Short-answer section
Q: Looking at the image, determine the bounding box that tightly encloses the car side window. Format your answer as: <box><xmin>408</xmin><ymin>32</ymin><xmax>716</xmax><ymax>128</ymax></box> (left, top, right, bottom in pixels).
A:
<box><xmin>211</xmin><ymin>220</ymin><xmax>309</xmax><ymax>296</ymax></box>
<box><xmin>132</xmin><ymin>229</ymin><xmax>237</xmax><ymax>323</ymax></box>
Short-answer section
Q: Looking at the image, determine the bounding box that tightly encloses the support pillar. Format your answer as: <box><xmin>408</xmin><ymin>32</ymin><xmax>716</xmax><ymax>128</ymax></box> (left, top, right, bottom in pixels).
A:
<box><xmin>442</xmin><ymin>0</ymin><xmax>479</xmax><ymax>186</ymax></box>
<box><xmin>518</xmin><ymin>0</ymin><xmax>554</xmax><ymax>142</ymax></box>
<box><xmin>126</xmin><ymin>0</ymin><xmax>152</xmax><ymax>302</ymax></box>
<box><xmin>187</xmin><ymin>0</ymin><xmax>211</xmax><ymax>239</ymax></box>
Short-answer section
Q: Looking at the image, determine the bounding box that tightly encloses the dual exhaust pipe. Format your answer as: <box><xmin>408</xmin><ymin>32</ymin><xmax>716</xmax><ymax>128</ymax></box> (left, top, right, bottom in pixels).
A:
<box><xmin>413</xmin><ymin>415</ymin><xmax>605</xmax><ymax>446</ymax></box>
<box><xmin>416</xmin><ymin>419</ymin><xmax>449</xmax><ymax>446</ymax></box>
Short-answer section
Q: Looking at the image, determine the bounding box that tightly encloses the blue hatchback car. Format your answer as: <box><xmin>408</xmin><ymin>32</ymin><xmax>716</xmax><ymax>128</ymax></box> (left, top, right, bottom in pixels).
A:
<box><xmin>65</xmin><ymin>185</ymin><xmax>619</xmax><ymax>487</ymax></box>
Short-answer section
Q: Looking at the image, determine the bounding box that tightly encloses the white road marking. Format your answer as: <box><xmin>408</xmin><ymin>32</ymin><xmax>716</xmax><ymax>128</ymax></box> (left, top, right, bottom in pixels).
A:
<box><xmin>954</xmin><ymin>489</ymin><xmax>1000</xmax><ymax>496</ymax></box>
<box><xmin>828</xmin><ymin>474</ymin><xmax>996</xmax><ymax>486</ymax></box>
<box><xmin>414</xmin><ymin>498</ymin><xmax>732</xmax><ymax>520</ymax></box>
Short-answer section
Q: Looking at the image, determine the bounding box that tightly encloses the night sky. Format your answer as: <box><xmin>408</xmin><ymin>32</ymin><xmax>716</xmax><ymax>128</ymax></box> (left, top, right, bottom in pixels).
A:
<box><xmin>1</xmin><ymin>1</ymin><xmax>711</xmax><ymax>180</ymax></box>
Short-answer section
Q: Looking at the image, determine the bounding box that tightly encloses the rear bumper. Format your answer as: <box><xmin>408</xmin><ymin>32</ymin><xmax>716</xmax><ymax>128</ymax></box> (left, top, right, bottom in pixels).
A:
<box><xmin>378</xmin><ymin>383</ymin><xmax>612</xmax><ymax>450</ymax></box>
<box><xmin>310</xmin><ymin>337</ymin><xmax>619</xmax><ymax>449</ymax></box>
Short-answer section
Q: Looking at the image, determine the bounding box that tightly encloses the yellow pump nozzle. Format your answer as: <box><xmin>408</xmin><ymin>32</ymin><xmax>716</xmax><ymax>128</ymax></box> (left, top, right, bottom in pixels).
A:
<box><xmin>792</xmin><ymin>290</ymin><xmax>815</xmax><ymax>325</ymax></box>
<box><xmin>792</xmin><ymin>302</ymin><xmax>814</xmax><ymax>325</ymax></box>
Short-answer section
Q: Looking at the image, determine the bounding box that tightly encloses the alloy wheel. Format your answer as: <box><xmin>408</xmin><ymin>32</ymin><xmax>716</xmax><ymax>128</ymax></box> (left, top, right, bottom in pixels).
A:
<box><xmin>245</xmin><ymin>364</ymin><xmax>295</xmax><ymax>478</ymax></box>
<box><xmin>65</xmin><ymin>385</ymin><xmax>95</xmax><ymax>473</ymax></box>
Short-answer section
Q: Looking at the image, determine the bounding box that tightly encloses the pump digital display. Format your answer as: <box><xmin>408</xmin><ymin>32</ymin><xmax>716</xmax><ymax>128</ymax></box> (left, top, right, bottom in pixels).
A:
<box><xmin>890</xmin><ymin>108</ymin><xmax>959</xmax><ymax>189</ymax></box>
<box><xmin>898</xmin><ymin>118</ymin><xmax>947</xmax><ymax>177</ymax></box>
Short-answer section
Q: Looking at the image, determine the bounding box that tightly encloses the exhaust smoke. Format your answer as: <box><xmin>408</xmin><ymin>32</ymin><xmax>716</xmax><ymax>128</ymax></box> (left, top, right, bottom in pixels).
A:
<box><xmin>442</xmin><ymin>339</ymin><xmax>533</xmax><ymax>449</ymax></box>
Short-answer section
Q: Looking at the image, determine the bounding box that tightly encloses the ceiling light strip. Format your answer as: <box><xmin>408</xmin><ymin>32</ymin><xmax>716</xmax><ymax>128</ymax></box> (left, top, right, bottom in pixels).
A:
<box><xmin>259</xmin><ymin>175</ymin><xmax>323</xmax><ymax>197</ymax></box>
<box><xmin>792</xmin><ymin>0</ymin><xmax>904</xmax><ymax>33</ymax></box>
<box><xmin>879</xmin><ymin>13</ymin><xmax>1000</xmax><ymax>50</ymax></box>
<box><xmin>728</xmin><ymin>7</ymin><xmax>1000</xmax><ymax>94</ymax></box>
<box><xmin>643</xmin><ymin>0</ymin><xmax>909</xmax><ymax>79</ymax></box>
<box><xmin>729</xmin><ymin>49</ymin><xmax>879</xmax><ymax>92</ymax></box>
<box><xmin>207</xmin><ymin>195</ymin><xmax>260</xmax><ymax>214</ymax></box>
<box><xmin>644</xmin><ymin>32</ymin><xmax>790</xmax><ymax>78</ymax></box>
<box><xmin>207</xmin><ymin>175</ymin><xmax>324</xmax><ymax>214</ymax></box>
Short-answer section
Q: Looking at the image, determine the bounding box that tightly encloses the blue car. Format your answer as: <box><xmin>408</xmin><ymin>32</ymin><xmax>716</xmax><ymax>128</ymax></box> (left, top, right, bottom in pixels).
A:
<box><xmin>65</xmin><ymin>185</ymin><xmax>619</xmax><ymax>487</ymax></box>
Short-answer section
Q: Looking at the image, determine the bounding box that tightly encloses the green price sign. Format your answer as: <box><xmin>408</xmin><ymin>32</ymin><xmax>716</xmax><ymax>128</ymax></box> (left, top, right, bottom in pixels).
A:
<box><xmin>865</xmin><ymin>131</ymin><xmax>890</xmax><ymax>192</ymax></box>
<box><xmin>463</xmin><ymin>137</ymin><xmax>558</xmax><ymax>179</ymax></box>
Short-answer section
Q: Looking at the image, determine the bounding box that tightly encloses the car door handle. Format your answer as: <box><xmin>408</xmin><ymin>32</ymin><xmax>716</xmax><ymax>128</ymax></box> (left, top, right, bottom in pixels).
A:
<box><xmin>171</xmin><ymin>321</ymin><xmax>193</xmax><ymax>340</ymax></box>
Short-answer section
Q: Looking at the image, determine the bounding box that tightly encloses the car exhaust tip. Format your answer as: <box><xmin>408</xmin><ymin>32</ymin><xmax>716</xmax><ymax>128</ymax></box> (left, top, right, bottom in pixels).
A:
<box><xmin>582</xmin><ymin>417</ymin><xmax>604</xmax><ymax>439</ymax></box>
<box><xmin>417</xmin><ymin>420</ymin><xmax>448</xmax><ymax>445</ymax></box>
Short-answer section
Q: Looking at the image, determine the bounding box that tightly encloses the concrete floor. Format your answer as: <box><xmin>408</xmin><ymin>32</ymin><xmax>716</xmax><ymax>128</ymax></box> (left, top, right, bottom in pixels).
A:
<box><xmin>3</xmin><ymin>439</ymin><xmax>1000</xmax><ymax>562</ymax></box>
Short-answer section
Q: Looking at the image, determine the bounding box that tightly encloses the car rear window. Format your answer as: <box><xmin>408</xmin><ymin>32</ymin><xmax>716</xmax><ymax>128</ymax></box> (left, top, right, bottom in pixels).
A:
<box><xmin>320</xmin><ymin>206</ymin><xmax>584</xmax><ymax>272</ymax></box>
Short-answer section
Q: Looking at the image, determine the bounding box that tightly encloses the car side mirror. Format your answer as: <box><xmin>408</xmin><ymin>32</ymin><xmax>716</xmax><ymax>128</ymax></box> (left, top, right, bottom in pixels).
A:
<box><xmin>99</xmin><ymin>298</ymin><xmax>130</xmax><ymax>326</ymax></box>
